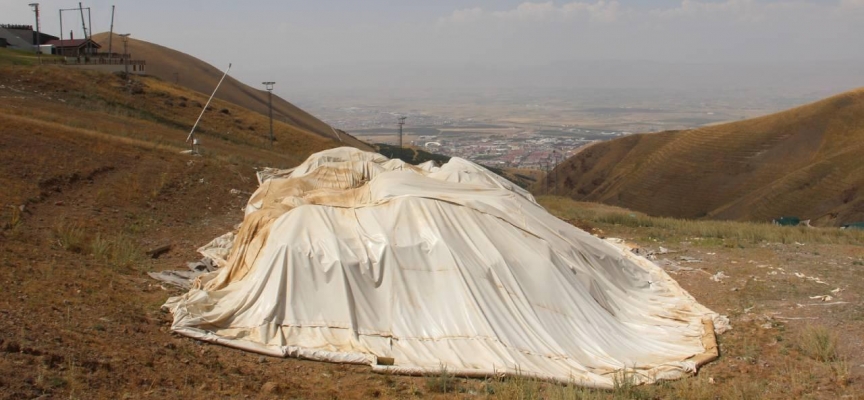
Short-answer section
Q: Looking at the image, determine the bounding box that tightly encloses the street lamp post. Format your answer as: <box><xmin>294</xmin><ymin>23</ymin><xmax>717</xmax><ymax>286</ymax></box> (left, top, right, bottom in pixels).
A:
<box><xmin>262</xmin><ymin>82</ymin><xmax>275</xmax><ymax>147</ymax></box>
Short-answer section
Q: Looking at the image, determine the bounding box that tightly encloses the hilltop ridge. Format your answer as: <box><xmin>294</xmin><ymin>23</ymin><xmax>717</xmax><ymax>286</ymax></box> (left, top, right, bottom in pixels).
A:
<box><xmin>541</xmin><ymin>87</ymin><xmax>864</xmax><ymax>226</ymax></box>
<box><xmin>91</xmin><ymin>32</ymin><xmax>371</xmax><ymax>151</ymax></box>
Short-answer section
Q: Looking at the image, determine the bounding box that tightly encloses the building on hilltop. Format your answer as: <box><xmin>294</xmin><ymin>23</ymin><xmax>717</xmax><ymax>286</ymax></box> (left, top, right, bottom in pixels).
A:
<box><xmin>0</xmin><ymin>23</ymin><xmax>146</xmax><ymax>75</ymax></box>
<box><xmin>45</xmin><ymin>38</ymin><xmax>101</xmax><ymax>57</ymax></box>
<box><xmin>0</xmin><ymin>24</ymin><xmax>58</xmax><ymax>52</ymax></box>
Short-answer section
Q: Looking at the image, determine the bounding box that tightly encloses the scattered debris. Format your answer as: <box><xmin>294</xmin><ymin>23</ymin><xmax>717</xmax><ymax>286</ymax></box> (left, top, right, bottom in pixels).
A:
<box><xmin>710</xmin><ymin>272</ymin><xmax>729</xmax><ymax>282</ymax></box>
<box><xmin>809</xmin><ymin>295</ymin><xmax>834</xmax><ymax>302</ymax></box>
<box><xmin>657</xmin><ymin>259</ymin><xmax>695</xmax><ymax>274</ymax></box>
<box><xmin>146</xmin><ymin>244</ymin><xmax>172</xmax><ymax>259</ymax></box>
<box><xmin>679</xmin><ymin>256</ymin><xmax>703</xmax><ymax>263</ymax></box>
<box><xmin>148</xmin><ymin>257</ymin><xmax>218</xmax><ymax>289</ymax></box>
<box><xmin>796</xmin><ymin>302</ymin><xmax>850</xmax><ymax>308</ymax></box>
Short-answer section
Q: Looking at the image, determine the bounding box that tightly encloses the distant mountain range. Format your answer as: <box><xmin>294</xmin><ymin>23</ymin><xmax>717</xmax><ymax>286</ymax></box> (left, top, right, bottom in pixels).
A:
<box><xmin>542</xmin><ymin>88</ymin><xmax>864</xmax><ymax>226</ymax></box>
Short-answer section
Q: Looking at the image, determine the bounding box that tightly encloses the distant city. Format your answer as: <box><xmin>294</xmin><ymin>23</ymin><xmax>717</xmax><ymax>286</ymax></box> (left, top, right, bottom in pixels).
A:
<box><xmin>295</xmin><ymin>87</ymin><xmax>827</xmax><ymax>170</ymax></box>
<box><xmin>311</xmin><ymin>107</ymin><xmax>638</xmax><ymax>169</ymax></box>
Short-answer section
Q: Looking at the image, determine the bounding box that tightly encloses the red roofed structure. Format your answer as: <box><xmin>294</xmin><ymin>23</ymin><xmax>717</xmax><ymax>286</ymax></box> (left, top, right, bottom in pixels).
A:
<box><xmin>45</xmin><ymin>38</ymin><xmax>101</xmax><ymax>57</ymax></box>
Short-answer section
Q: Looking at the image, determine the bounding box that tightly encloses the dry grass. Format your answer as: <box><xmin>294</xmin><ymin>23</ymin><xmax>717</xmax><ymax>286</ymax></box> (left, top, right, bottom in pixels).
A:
<box><xmin>0</xmin><ymin>59</ymin><xmax>346</xmax><ymax>176</ymax></box>
<box><xmin>108</xmin><ymin>234</ymin><xmax>143</xmax><ymax>269</ymax></box>
<box><xmin>797</xmin><ymin>325</ymin><xmax>839</xmax><ymax>362</ymax></box>
<box><xmin>540</xmin><ymin>195</ymin><xmax>864</xmax><ymax>245</ymax></box>
<box><xmin>54</xmin><ymin>221</ymin><xmax>87</xmax><ymax>253</ymax></box>
<box><xmin>425</xmin><ymin>366</ymin><xmax>458</xmax><ymax>394</ymax></box>
<box><xmin>541</xmin><ymin>88</ymin><xmax>864</xmax><ymax>226</ymax></box>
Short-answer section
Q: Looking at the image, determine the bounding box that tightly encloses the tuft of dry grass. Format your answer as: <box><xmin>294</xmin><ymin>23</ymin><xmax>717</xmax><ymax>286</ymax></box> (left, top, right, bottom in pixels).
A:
<box><xmin>54</xmin><ymin>221</ymin><xmax>87</xmax><ymax>253</ymax></box>
<box><xmin>109</xmin><ymin>235</ymin><xmax>143</xmax><ymax>269</ymax></box>
<box><xmin>797</xmin><ymin>325</ymin><xmax>838</xmax><ymax>362</ymax></box>
<box><xmin>425</xmin><ymin>365</ymin><xmax>457</xmax><ymax>394</ymax></box>
<box><xmin>90</xmin><ymin>234</ymin><xmax>111</xmax><ymax>260</ymax></box>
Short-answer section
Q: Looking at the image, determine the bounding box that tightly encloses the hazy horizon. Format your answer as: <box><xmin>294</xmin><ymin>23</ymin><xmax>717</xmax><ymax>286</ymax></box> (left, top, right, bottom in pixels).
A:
<box><xmin>3</xmin><ymin>0</ymin><xmax>864</xmax><ymax>101</ymax></box>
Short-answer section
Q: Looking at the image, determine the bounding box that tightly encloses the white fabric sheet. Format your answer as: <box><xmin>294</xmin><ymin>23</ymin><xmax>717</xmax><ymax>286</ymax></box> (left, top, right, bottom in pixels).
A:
<box><xmin>164</xmin><ymin>147</ymin><xmax>723</xmax><ymax>388</ymax></box>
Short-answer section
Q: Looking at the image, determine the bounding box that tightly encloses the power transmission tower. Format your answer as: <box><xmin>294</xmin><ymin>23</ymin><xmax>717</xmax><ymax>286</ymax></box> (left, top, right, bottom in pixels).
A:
<box><xmin>398</xmin><ymin>116</ymin><xmax>407</xmax><ymax>149</ymax></box>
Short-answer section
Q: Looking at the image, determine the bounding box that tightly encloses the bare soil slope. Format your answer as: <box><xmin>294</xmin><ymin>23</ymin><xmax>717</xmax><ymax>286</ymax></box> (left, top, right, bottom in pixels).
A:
<box><xmin>91</xmin><ymin>32</ymin><xmax>371</xmax><ymax>151</ymax></box>
<box><xmin>542</xmin><ymin>88</ymin><xmax>864</xmax><ymax>226</ymax></box>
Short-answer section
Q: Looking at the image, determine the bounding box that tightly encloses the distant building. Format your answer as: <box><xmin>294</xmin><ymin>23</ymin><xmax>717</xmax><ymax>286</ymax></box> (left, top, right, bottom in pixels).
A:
<box><xmin>0</xmin><ymin>24</ymin><xmax>58</xmax><ymax>51</ymax></box>
<box><xmin>45</xmin><ymin>39</ymin><xmax>101</xmax><ymax>57</ymax></box>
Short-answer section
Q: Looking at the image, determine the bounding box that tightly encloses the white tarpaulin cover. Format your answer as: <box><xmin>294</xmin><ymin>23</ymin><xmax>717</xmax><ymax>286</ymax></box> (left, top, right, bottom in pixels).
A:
<box><xmin>164</xmin><ymin>147</ymin><xmax>726</xmax><ymax>388</ymax></box>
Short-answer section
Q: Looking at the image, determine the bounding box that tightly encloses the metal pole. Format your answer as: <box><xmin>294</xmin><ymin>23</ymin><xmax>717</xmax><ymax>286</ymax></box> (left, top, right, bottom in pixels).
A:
<box><xmin>29</xmin><ymin>3</ymin><xmax>41</xmax><ymax>63</ymax></box>
<box><xmin>87</xmin><ymin>7</ymin><xmax>92</xmax><ymax>55</ymax></box>
<box><xmin>186</xmin><ymin>63</ymin><xmax>233</xmax><ymax>143</ymax></box>
<box><xmin>78</xmin><ymin>3</ymin><xmax>87</xmax><ymax>58</ymax></box>
<box><xmin>59</xmin><ymin>9</ymin><xmax>63</xmax><ymax>48</ymax></box>
<box><xmin>122</xmin><ymin>36</ymin><xmax>128</xmax><ymax>75</ymax></box>
<box><xmin>262</xmin><ymin>82</ymin><xmax>275</xmax><ymax>147</ymax></box>
<box><xmin>78</xmin><ymin>3</ymin><xmax>87</xmax><ymax>38</ymax></box>
<box><xmin>268</xmin><ymin>90</ymin><xmax>274</xmax><ymax>147</ymax></box>
<box><xmin>398</xmin><ymin>116</ymin><xmax>406</xmax><ymax>149</ymax></box>
<box><xmin>108</xmin><ymin>6</ymin><xmax>114</xmax><ymax>55</ymax></box>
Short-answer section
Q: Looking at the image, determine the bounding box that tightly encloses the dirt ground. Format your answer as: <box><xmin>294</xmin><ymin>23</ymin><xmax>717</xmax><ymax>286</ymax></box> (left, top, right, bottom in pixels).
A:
<box><xmin>2</xmin><ymin>124</ymin><xmax>862</xmax><ymax>399</ymax></box>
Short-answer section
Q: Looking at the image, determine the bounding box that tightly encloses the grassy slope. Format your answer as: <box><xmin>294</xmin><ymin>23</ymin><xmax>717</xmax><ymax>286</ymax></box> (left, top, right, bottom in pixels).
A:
<box><xmin>542</xmin><ymin>88</ymin><xmax>864</xmax><ymax>226</ymax></box>
<box><xmin>90</xmin><ymin>32</ymin><xmax>372</xmax><ymax>151</ymax></box>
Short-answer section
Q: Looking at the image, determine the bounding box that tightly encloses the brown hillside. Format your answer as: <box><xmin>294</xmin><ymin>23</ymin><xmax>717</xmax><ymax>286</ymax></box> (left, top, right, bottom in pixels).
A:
<box><xmin>2</xmin><ymin>50</ymin><xmax>863</xmax><ymax>399</ymax></box>
<box><xmin>91</xmin><ymin>32</ymin><xmax>371</xmax><ymax>151</ymax></box>
<box><xmin>542</xmin><ymin>88</ymin><xmax>864</xmax><ymax>226</ymax></box>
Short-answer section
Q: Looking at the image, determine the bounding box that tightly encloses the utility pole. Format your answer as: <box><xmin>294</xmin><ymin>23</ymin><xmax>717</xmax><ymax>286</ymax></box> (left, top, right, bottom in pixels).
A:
<box><xmin>108</xmin><ymin>5</ymin><xmax>115</xmax><ymax>56</ymax></box>
<box><xmin>119</xmin><ymin>33</ymin><xmax>130</xmax><ymax>91</ymax></box>
<box><xmin>263</xmin><ymin>82</ymin><xmax>276</xmax><ymax>147</ymax></box>
<box><xmin>398</xmin><ymin>116</ymin><xmax>407</xmax><ymax>149</ymax></box>
<box><xmin>78</xmin><ymin>2</ymin><xmax>87</xmax><ymax>53</ymax></box>
<box><xmin>28</xmin><ymin>3</ymin><xmax>41</xmax><ymax>64</ymax></box>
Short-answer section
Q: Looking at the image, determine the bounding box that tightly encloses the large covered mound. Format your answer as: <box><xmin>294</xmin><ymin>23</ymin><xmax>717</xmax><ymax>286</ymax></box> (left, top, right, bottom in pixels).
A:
<box><xmin>164</xmin><ymin>147</ymin><xmax>727</xmax><ymax>388</ymax></box>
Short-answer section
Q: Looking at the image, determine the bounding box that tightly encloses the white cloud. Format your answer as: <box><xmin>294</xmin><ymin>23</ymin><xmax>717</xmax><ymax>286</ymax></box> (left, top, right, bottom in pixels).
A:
<box><xmin>492</xmin><ymin>2</ymin><xmax>558</xmax><ymax>21</ymax></box>
<box><xmin>562</xmin><ymin>1</ymin><xmax>620</xmax><ymax>22</ymax></box>
<box><xmin>445</xmin><ymin>7</ymin><xmax>484</xmax><ymax>24</ymax></box>
<box><xmin>650</xmin><ymin>0</ymin><xmax>768</xmax><ymax>23</ymax></box>
<box><xmin>441</xmin><ymin>1</ymin><xmax>621</xmax><ymax>24</ymax></box>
